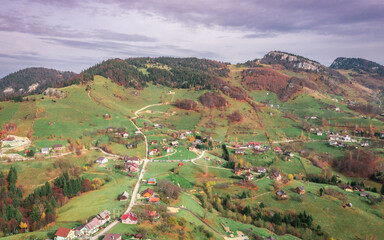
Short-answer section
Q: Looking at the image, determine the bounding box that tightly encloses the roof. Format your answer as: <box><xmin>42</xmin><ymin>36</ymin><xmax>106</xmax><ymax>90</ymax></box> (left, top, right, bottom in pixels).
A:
<box><xmin>53</xmin><ymin>144</ymin><xmax>63</xmax><ymax>148</ymax></box>
<box><xmin>85</xmin><ymin>217</ymin><xmax>100</xmax><ymax>230</ymax></box>
<box><xmin>121</xmin><ymin>212</ymin><xmax>137</xmax><ymax>221</ymax></box>
<box><xmin>276</xmin><ymin>190</ymin><xmax>287</xmax><ymax>196</ymax></box>
<box><xmin>103</xmin><ymin>233</ymin><xmax>122</xmax><ymax>240</ymax></box>
<box><xmin>147</xmin><ymin>211</ymin><xmax>157</xmax><ymax>217</ymax></box>
<box><xmin>98</xmin><ymin>210</ymin><xmax>111</xmax><ymax>219</ymax></box>
<box><xmin>275</xmin><ymin>147</ymin><xmax>282</xmax><ymax>151</ymax></box>
<box><xmin>142</xmin><ymin>188</ymin><xmax>154</xmax><ymax>196</ymax></box>
<box><xmin>245</xmin><ymin>172</ymin><xmax>253</xmax><ymax>176</ymax></box>
<box><xmin>55</xmin><ymin>227</ymin><xmax>72</xmax><ymax>237</ymax></box>
<box><xmin>148</xmin><ymin>178</ymin><xmax>156</xmax><ymax>182</ymax></box>
<box><xmin>97</xmin><ymin>157</ymin><xmax>107</xmax><ymax>161</ymax></box>
<box><xmin>296</xmin><ymin>186</ymin><xmax>305</xmax><ymax>191</ymax></box>
<box><xmin>254</xmin><ymin>167</ymin><xmax>266</xmax><ymax>171</ymax></box>
<box><xmin>149</xmin><ymin>197</ymin><xmax>160</xmax><ymax>202</ymax></box>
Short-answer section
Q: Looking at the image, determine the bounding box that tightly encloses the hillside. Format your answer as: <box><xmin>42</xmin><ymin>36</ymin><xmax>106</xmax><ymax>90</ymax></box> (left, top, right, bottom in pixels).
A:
<box><xmin>0</xmin><ymin>67</ymin><xmax>75</xmax><ymax>99</ymax></box>
<box><xmin>0</xmin><ymin>53</ymin><xmax>384</xmax><ymax>240</ymax></box>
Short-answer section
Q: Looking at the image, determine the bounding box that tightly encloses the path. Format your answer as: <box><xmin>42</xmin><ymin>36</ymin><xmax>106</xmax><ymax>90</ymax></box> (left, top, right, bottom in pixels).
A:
<box><xmin>134</xmin><ymin>103</ymin><xmax>169</xmax><ymax>118</ymax></box>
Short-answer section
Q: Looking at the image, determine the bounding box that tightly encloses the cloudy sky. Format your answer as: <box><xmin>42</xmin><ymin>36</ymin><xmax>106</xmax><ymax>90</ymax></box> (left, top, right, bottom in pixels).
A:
<box><xmin>0</xmin><ymin>0</ymin><xmax>383</xmax><ymax>77</ymax></box>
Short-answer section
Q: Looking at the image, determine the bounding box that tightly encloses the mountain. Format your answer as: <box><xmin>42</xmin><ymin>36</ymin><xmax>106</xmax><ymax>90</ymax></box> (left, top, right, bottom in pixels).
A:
<box><xmin>0</xmin><ymin>67</ymin><xmax>76</xmax><ymax>99</ymax></box>
<box><xmin>260</xmin><ymin>51</ymin><xmax>324</xmax><ymax>72</ymax></box>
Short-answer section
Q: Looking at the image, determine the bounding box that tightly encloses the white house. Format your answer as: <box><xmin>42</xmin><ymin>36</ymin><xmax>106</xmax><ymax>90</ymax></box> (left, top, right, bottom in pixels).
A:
<box><xmin>97</xmin><ymin>210</ymin><xmax>111</xmax><ymax>225</ymax></box>
<box><xmin>316</xmin><ymin>131</ymin><xmax>323</xmax><ymax>136</ymax></box>
<box><xmin>55</xmin><ymin>227</ymin><xmax>75</xmax><ymax>240</ymax></box>
<box><xmin>121</xmin><ymin>212</ymin><xmax>137</xmax><ymax>224</ymax></box>
<box><xmin>96</xmin><ymin>157</ymin><xmax>108</xmax><ymax>164</ymax></box>
<box><xmin>41</xmin><ymin>148</ymin><xmax>49</xmax><ymax>154</ymax></box>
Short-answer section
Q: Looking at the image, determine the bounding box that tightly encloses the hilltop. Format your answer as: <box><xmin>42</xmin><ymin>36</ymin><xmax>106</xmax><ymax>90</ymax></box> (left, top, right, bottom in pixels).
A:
<box><xmin>0</xmin><ymin>67</ymin><xmax>75</xmax><ymax>99</ymax></box>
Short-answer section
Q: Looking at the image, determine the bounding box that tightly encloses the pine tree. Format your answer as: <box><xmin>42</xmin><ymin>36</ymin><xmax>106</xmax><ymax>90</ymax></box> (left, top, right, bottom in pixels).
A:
<box><xmin>30</xmin><ymin>205</ymin><xmax>41</xmax><ymax>222</ymax></box>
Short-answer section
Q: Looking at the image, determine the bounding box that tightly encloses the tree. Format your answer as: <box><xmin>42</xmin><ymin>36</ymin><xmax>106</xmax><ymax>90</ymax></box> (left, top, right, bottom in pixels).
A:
<box><xmin>30</xmin><ymin>205</ymin><xmax>41</xmax><ymax>222</ymax></box>
<box><xmin>19</xmin><ymin>221</ymin><xmax>28</xmax><ymax>229</ymax></box>
<box><xmin>380</xmin><ymin>183</ymin><xmax>384</xmax><ymax>195</ymax></box>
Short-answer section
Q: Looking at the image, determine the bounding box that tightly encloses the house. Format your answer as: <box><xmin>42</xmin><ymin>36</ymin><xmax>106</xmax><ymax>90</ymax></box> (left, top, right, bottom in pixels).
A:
<box><xmin>329</xmin><ymin>140</ymin><xmax>338</xmax><ymax>146</ymax></box>
<box><xmin>149</xmin><ymin>197</ymin><xmax>160</xmax><ymax>203</ymax></box>
<box><xmin>335</xmin><ymin>107</ymin><xmax>340</xmax><ymax>112</ymax></box>
<box><xmin>244</xmin><ymin>172</ymin><xmax>253</xmax><ymax>181</ymax></box>
<box><xmin>149</xmin><ymin>149</ymin><xmax>158</xmax><ymax>156</ymax></box>
<box><xmin>122</xmin><ymin>132</ymin><xmax>129</xmax><ymax>138</ymax></box>
<box><xmin>150</xmin><ymin>140</ymin><xmax>158</xmax><ymax>145</ymax></box>
<box><xmin>344</xmin><ymin>185</ymin><xmax>354</xmax><ymax>192</ymax></box>
<box><xmin>274</xmin><ymin>147</ymin><xmax>282</xmax><ymax>152</ymax></box>
<box><xmin>188</xmin><ymin>145</ymin><xmax>196</xmax><ymax>151</ymax></box>
<box><xmin>316</xmin><ymin>131</ymin><xmax>323</xmax><ymax>136</ymax></box>
<box><xmin>121</xmin><ymin>212</ymin><xmax>138</xmax><ymax>224</ymax></box>
<box><xmin>141</xmin><ymin>188</ymin><xmax>154</xmax><ymax>198</ymax></box>
<box><xmin>97</xmin><ymin>210</ymin><xmax>111</xmax><ymax>224</ymax></box>
<box><xmin>55</xmin><ymin>227</ymin><xmax>75</xmax><ymax>240</ymax></box>
<box><xmin>147</xmin><ymin>210</ymin><xmax>160</xmax><ymax>219</ymax></box>
<box><xmin>80</xmin><ymin>217</ymin><xmax>101</xmax><ymax>235</ymax></box>
<box><xmin>361</xmin><ymin>142</ymin><xmax>369</xmax><ymax>147</ymax></box>
<box><xmin>270</xmin><ymin>172</ymin><xmax>281</xmax><ymax>181</ymax></box>
<box><xmin>247</xmin><ymin>142</ymin><xmax>260</xmax><ymax>148</ymax></box>
<box><xmin>234</xmin><ymin>168</ymin><xmax>242</xmax><ymax>176</ymax></box>
<box><xmin>344</xmin><ymin>202</ymin><xmax>353</xmax><ymax>208</ymax></box>
<box><xmin>180</xmin><ymin>133</ymin><xmax>186</xmax><ymax>139</ymax></box>
<box><xmin>120</xmin><ymin>191</ymin><xmax>129</xmax><ymax>201</ymax></box>
<box><xmin>194</xmin><ymin>139</ymin><xmax>202</xmax><ymax>144</ymax></box>
<box><xmin>107</xmin><ymin>127</ymin><xmax>115</xmax><ymax>132</ymax></box>
<box><xmin>341</xmin><ymin>135</ymin><xmax>351</xmax><ymax>142</ymax></box>
<box><xmin>186</xmin><ymin>130</ymin><xmax>193</xmax><ymax>135</ymax></box>
<box><xmin>295</xmin><ymin>186</ymin><xmax>305</xmax><ymax>195</ymax></box>
<box><xmin>163</xmin><ymin>146</ymin><xmax>173</xmax><ymax>153</ymax></box>
<box><xmin>360</xmin><ymin>192</ymin><xmax>370</xmax><ymax>198</ymax></box>
<box><xmin>310</xmin><ymin>116</ymin><xmax>317</xmax><ymax>119</ymax></box>
<box><xmin>135</xmin><ymin>130</ymin><xmax>141</xmax><ymax>135</ymax></box>
<box><xmin>53</xmin><ymin>144</ymin><xmax>63</xmax><ymax>151</ymax></box>
<box><xmin>254</xmin><ymin>167</ymin><xmax>267</xmax><ymax>174</ymax></box>
<box><xmin>148</xmin><ymin>178</ymin><xmax>157</xmax><ymax>185</ymax></box>
<box><xmin>283</xmin><ymin>151</ymin><xmax>294</xmax><ymax>157</ymax></box>
<box><xmin>276</xmin><ymin>190</ymin><xmax>288</xmax><ymax>199</ymax></box>
<box><xmin>171</xmin><ymin>141</ymin><xmax>179</xmax><ymax>147</ymax></box>
<box><xmin>125</xmin><ymin>156</ymin><xmax>140</xmax><ymax>163</ymax></box>
<box><xmin>153</xmin><ymin>124</ymin><xmax>160</xmax><ymax>128</ymax></box>
<box><xmin>235</xmin><ymin>148</ymin><xmax>244</xmax><ymax>155</ymax></box>
<box><xmin>129</xmin><ymin>163</ymin><xmax>139</xmax><ymax>173</ymax></box>
<box><xmin>204</xmin><ymin>156</ymin><xmax>210</xmax><ymax>161</ymax></box>
<box><xmin>178</xmin><ymin>162</ymin><xmax>184</xmax><ymax>167</ymax></box>
<box><xmin>41</xmin><ymin>148</ymin><xmax>50</xmax><ymax>154</ymax></box>
<box><xmin>126</xmin><ymin>143</ymin><xmax>134</xmax><ymax>149</ymax></box>
<box><xmin>103</xmin><ymin>233</ymin><xmax>122</xmax><ymax>240</ymax></box>
<box><xmin>96</xmin><ymin>157</ymin><xmax>108</xmax><ymax>164</ymax></box>
<box><xmin>243</xmin><ymin>167</ymin><xmax>251</xmax><ymax>172</ymax></box>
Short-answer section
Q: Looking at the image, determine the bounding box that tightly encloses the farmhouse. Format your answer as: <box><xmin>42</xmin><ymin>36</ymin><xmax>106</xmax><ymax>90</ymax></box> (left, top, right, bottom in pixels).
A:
<box><xmin>235</xmin><ymin>148</ymin><xmax>244</xmax><ymax>155</ymax></box>
<box><xmin>180</xmin><ymin>133</ymin><xmax>186</xmax><ymax>139</ymax></box>
<box><xmin>135</xmin><ymin>130</ymin><xmax>141</xmax><ymax>135</ymax></box>
<box><xmin>274</xmin><ymin>147</ymin><xmax>282</xmax><ymax>152</ymax></box>
<box><xmin>103</xmin><ymin>233</ymin><xmax>122</xmax><ymax>240</ymax></box>
<box><xmin>270</xmin><ymin>172</ymin><xmax>282</xmax><ymax>181</ymax></box>
<box><xmin>149</xmin><ymin>197</ymin><xmax>160</xmax><ymax>203</ymax></box>
<box><xmin>53</xmin><ymin>144</ymin><xmax>63</xmax><ymax>151</ymax></box>
<box><xmin>361</xmin><ymin>142</ymin><xmax>369</xmax><ymax>147</ymax></box>
<box><xmin>122</xmin><ymin>132</ymin><xmax>129</xmax><ymax>138</ymax></box>
<box><xmin>276</xmin><ymin>190</ymin><xmax>288</xmax><ymax>199</ymax></box>
<box><xmin>254</xmin><ymin>167</ymin><xmax>267</xmax><ymax>174</ymax></box>
<box><xmin>360</xmin><ymin>192</ymin><xmax>369</xmax><ymax>198</ymax></box>
<box><xmin>171</xmin><ymin>141</ymin><xmax>179</xmax><ymax>147</ymax></box>
<box><xmin>125</xmin><ymin>156</ymin><xmax>140</xmax><ymax>163</ymax></box>
<box><xmin>163</xmin><ymin>146</ymin><xmax>173</xmax><ymax>153</ymax></box>
<box><xmin>147</xmin><ymin>210</ymin><xmax>160</xmax><ymax>219</ymax></box>
<box><xmin>149</xmin><ymin>149</ymin><xmax>158</xmax><ymax>156</ymax></box>
<box><xmin>295</xmin><ymin>186</ymin><xmax>305</xmax><ymax>195</ymax></box>
<box><xmin>120</xmin><ymin>191</ymin><xmax>129</xmax><ymax>201</ymax></box>
<box><xmin>41</xmin><ymin>148</ymin><xmax>50</xmax><ymax>154</ymax></box>
<box><xmin>244</xmin><ymin>172</ymin><xmax>254</xmax><ymax>181</ymax></box>
<box><xmin>247</xmin><ymin>142</ymin><xmax>260</xmax><ymax>149</ymax></box>
<box><xmin>107</xmin><ymin>127</ymin><xmax>115</xmax><ymax>132</ymax></box>
<box><xmin>97</xmin><ymin>210</ymin><xmax>111</xmax><ymax>224</ymax></box>
<box><xmin>141</xmin><ymin>188</ymin><xmax>154</xmax><ymax>198</ymax></box>
<box><xmin>234</xmin><ymin>168</ymin><xmax>242</xmax><ymax>176</ymax></box>
<box><xmin>96</xmin><ymin>157</ymin><xmax>108</xmax><ymax>164</ymax></box>
<box><xmin>76</xmin><ymin>217</ymin><xmax>101</xmax><ymax>236</ymax></box>
<box><xmin>55</xmin><ymin>227</ymin><xmax>75</xmax><ymax>240</ymax></box>
<box><xmin>316</xmin><ymin>131</ymin><xmax>323</xmax><ymax>136</ymax></box>
<box><xmin>121</xmin><ymin>212</ymin><xmax>138</xmax><ymax>224</ymax></box>
<box><xmin>148</xmin><ymin>178</ymin><xmax>157</xmax><ymax>185</ymax></box>
<box><xmin>344</xmin><ymin>185</ymin><xmax>354</xmax><ymax>192</ymax></box>
<box><xmin>150</xmin><ymin>140</ymin><xmax>158</xmax><ymax>145</ymax></box>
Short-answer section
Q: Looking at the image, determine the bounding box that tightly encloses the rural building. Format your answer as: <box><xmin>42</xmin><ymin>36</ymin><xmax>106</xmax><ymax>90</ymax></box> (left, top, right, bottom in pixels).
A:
<box><xmin>244</xmin><ymin>172</ymin><xmax>253</xmax><ymax>181</ymax></box>
<box><xmin>276</xmin><ymin>190</ymin><xmax>288</xmax><ymax>199</ymax></box>
<box><xmin>189</xmin><ymin>145</ymin><xmax>196</xmax><ymax>151</ymax></box>
<box><xmin>235</xmin><ymin>148</ymin><xmax>244</xmax><ymax>155</ymax></box>
<box><xmin>344</xmin><ymin>185</ymin><xmax>354</xmax><ymax>192</ymax></box>
<box><xmin>41</xmin><ymin>148</ymin><xmax>49</xmax><ymax>154</ymax></box>
<box><xmin>243</xmin><ymin>167</ymin><xmax>251</xmax><ymax>172</ymax></box>
<box><xmin>76</xmin><ymin>217</ymin><xmax>101</xmax><ymax>236</ymax></box>
<box><xmin>163</xmin><ymin>146</ymin><xmax>173</xmax><ymax>152</ymax></box>
<box><xmin>186</xmin><ymin>130</ymin><xmax>193</xmax><ymax>135</ymax></box>
<box><xmin>234</xmin><ymin>168</ymin><xmax>242</xmax><ymax>176</ymax></box>
<box><xmin>178</xmin><ymin>162</ymin><xmax>184</xmax><ymax>167</ymax></box>
<box><xmin>103</xmin><ymin>233</ymin><xmax>122</xmax><ymax>240</ymax></box>
<box><xmin>122</xmin><ymin>132</ymin><xmax>129</xmax><ymax>138</ymax></box>
<box><xmin>361</xmin><ymin>142</ymin><xmax>369</xmax><ymax>147</ymax></box>
<box><xmin>121</xmin><ymin>212</ymin><xmax>138</xmax><ymax>224</ymax></box>
<box><xmin>295</xmin><ymin>186</ymin><xmax>305</xmax><ymax>195</ymax></box>
<box><xmin>171</xmin><ymin>141</ymin><xmax>179</xmax><ymax>147</ymax></box>
<box><xmin>135</xmin><ymin>130</ymin><xmax>141</xmax><ymax>135</ymax></box>
<box><xmin>149</xmin><ymin>197</ymin><xmax>160</xmax><ymax>203</ymax></box>
<box><xmin>147</xmin><ymin>210</ymin><xmax>160</xmax><ymax>219</ymax></box>
<box><xmin>96</xmin><ymin>157</ymin><xmax>108</xmax><ymax>164</ymax></box>
<box><xmin>125</xmin><ymin>156</ymin><xmax>140</xmax><ymax>163</ymax></box>
<box><xmin>147</xmin><ymin>178</ymin><xmax>156</xmax><ymax>185</ymax></box>
<box><xmin>270</xmin><ymin>172</ymin><xmax>282</xmax><ymax>181</ymax></box>
<box><xmin>360</xmin><ymin>192</ymin><xmax>369</xmax><ymax>198</ymax></box>
<box><xmin>254</xmin><ymin>167</ymin><xmax>267</xmax><ymax>173</ymax></box>
<box><xmin>149</xmin><ymin>149</ymin><xmax>158</xmax><ymax>156</ymax></box>
<box><xmin>141</xmin><ymin>188</ymin><xmax>154</xmax><ymax>198</ymax></box>
<box><xmin>150</xmin><ymin>140</ymin><xmax>158</xmax><ymax>145</ymax></box>
<box><xmin>120</xmin><ymin>191</ymin><xmax>129</xmax><ymax>201</ymax></box>
<box><xmin>316</xmin><ymin>131</ymin><xmax>323</xmax><ymax>136</ymax></box>
<box><xmin>274</xmin><ymin>147</ymin><xmax>282</xmax><ymax>152</ymax></box>
<box><xmin>204</xmin><ymin>156</ymin><xmax>210</xmax><ymax>161</ymax></box>
<box><xmin>107</xmin><ymin>127</ymin><xmax>115</xmax><ymax>132</ymax></box>
<box><xmin>180</xmin><ymin>133</ymin><xmax>186</xmax><ymax>139</ymax></box>
<box><xmin>97</xmin><ymin>210</ymin><xmax>111</xmax><ymax>224</ymax></box>
<box><xmin>55</xmin><ymin>227</ymin><xmax>75</xmax><ymax>240</ymax></box>
<box><xmin>53</xmin><ymin>144</ymin><xmax>63</xmax><ymax>151</ymax></box>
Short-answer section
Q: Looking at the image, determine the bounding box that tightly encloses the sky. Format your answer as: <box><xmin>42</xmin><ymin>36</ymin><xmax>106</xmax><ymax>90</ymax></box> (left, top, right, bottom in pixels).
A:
<box><xmin>0</xmin><ymin>0</ymin><xmax>384</xmax><ymax>77</ymax></box>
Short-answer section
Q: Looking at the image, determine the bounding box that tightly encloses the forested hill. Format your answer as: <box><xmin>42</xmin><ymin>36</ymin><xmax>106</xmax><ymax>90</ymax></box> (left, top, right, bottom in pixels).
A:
<box><xmin>0</xmin><ymin>67</ymin><xmax>75</xmax><ymax>99</ymax></box>
<box><xmin>69</xmin><ymin>57</ymin><xmax>229</xmax><ymax>90</ymax></box>
<box><xmin>330</xmin><ymin>57</ymin><xmax>384</xmax><ymax>78</ymax></box>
